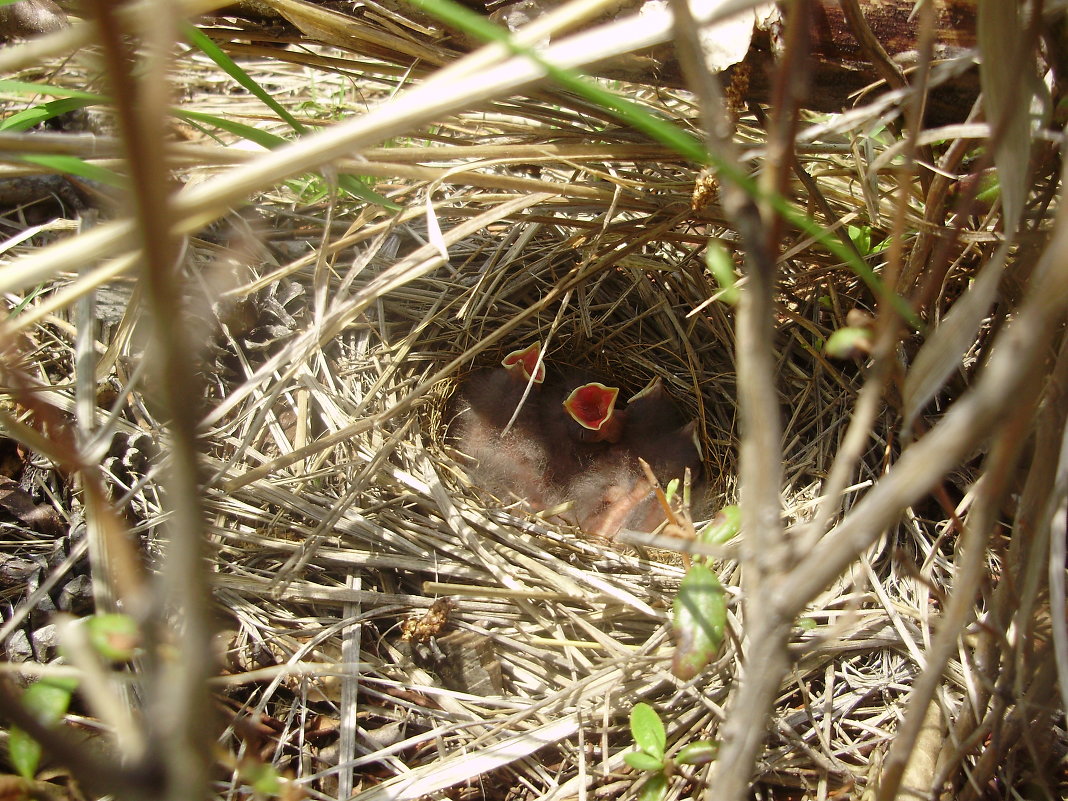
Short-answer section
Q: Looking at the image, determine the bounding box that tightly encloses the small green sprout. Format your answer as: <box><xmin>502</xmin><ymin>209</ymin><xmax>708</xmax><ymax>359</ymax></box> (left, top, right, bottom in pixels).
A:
<box><xmin>626</xmin><ymin>703</ymin><xmax>666</xmax><ymax>770</ymax></box>
<box><xmin>242</xmin><ymin>760</ymin><xmax>284</xmax><ymax>799</ymax></box>
<box><xmin>975</xmin><ymin>172</ymin><xmax>1001</xmax><ymax>206</ymax></box>
<box><xmin>9</xmin><ymin>675</ymin><xmax>79</xmax><ymax>781</ymax></box>
<box><xmin>825</xmin><ymin>326</ymin><xmax>873</xmax><ymax>359</ymax></box>
<box><xmin>85</xmin><ymin>612</ymin><xmax>140</xmax><ymax>663</ymax></box>
<box><xmin>847</xmin><ymin>224</ymin><xmax>891</xmax><ymax>257</ymax></box>
<box><xmin>697</xmin><ymin>504</ymin><xmax>741</xmax><ymax>549</ymax></box>
<box><xmin>704</xmin><ymin>241</ymin><xmax>740</xmax><ymax>305</ymax></box>
<box><xmin>625</xmin><ymin>703</ymin><xmax>719</xmax><ymax>801</ymax></box>
<box><xmin>10</xmin><ymin>613</ymin><xmax>141</xmax><ymax>781</ymax></box>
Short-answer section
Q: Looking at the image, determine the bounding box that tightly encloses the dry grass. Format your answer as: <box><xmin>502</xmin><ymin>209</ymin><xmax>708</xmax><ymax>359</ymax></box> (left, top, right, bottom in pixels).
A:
<box><xmin>0</xmin><ymin>1</ymin><xmax>1065</xmax><ymax>800</ymax></box>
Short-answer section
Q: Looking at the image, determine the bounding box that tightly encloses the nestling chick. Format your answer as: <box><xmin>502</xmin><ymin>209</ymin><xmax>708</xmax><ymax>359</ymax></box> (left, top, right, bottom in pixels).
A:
<box><xmin>618</xmin><ymin>378</ymin><xmax>682</xmax><ymax>443</ymax></box>
<box><xmin>561</xmin><ymin>377</ymin><xmax>704</xmax><ymax>537</ymax></box>
<box><xmin>534</xmin><ymin>374</ymin><xmax>620</xmax><ymax>488</ymax></box>
<box><xmin>559</xmin><ymin>444</ymin><xmax>650</xmax><ymax>536</ymax></box>
<box><xmin>450</xmin><ymin>343</ymin><xmax>552</xmax><ymax>508</ymax></box>
<box><xmin>620</xmin><ymin>378</ymin><xmax>703</xmax><ymax>486</ymax></box>
<box><xmin>563</xmin><ymin>382</ymin><xmax>623</xmax><ymax>443</ymax></box>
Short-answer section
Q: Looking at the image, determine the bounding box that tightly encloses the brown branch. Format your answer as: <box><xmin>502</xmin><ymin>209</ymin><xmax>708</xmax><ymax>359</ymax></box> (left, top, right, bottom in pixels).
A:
<box><xmin>83</xmin><ymin>2</ymin><xmax>218</xmax><ymax>799</ymax></box>
<box><xmin>667</xmin><ymin>1</ymin><xmax>803</xmax><ymax>798</ymax></box>
<box><xmin>774</xmin><ymin>156</ymin><xmax>1068</xmax><ymax>622</ymax></box>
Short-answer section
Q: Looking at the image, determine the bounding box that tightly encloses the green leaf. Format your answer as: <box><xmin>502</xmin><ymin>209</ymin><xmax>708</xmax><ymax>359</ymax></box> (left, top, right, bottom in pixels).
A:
<box><xmin>87</xmin><ymin>613</ymin><xmax>139</xmax><ymax>662</ymax></box>
<box><xmin>629</xmin><ymin>703</ymin><xmax>665</xmax><ymax>761</ymax></box>
<box><xmin>23</xmin><ymin>676</ymin><xmax>79</xmax><ymax>715</ymax></box>
<box><xmin>672</xmin><ymin>562</ymin><xmax>727</xmax><ymax>680</ymax></box>
<box><xmin>824</xmin><ymin>326</ymin><xmax>873</xmax><ymax>360</ymax></box>
<box><xmin>18</xmin><ymin>154</ymin><xmax>125</xmax><ymax>188</ymax></box>
<box><xmin>9</xmin><ymin>725</ymin><xmax>42</xmax><ymax>781</ymax></box>
<box><xmin>0</xmin><ymin>79</ymin><xmax>104</xmax><ymax>102</ymax></box>
<box><xmin>975</xmin><ymin>171</ymin><xmax>1001</xmax><ymax>205</ymax></box>
<box><xmin>178</xmin><ymin>110</ymin><xmax>289</xmax><ymax>150</ymax></box>
<box><xmin>8</xmin><ymin>284</ymin><xmax>47</xmax><ymax>317</ymax></box>
<box><xmin>675</xmin><ymin>740</ymin><xmax>719</xmax><ymax>766</ymax></box>
<box><xmin>338</xmin><ymin>173</ymin><xmax>401</xmax><ymax>211</ymax></box>
<box><xmin>242</xmin><ymin>761</ymin><xmax>283</xmax><ymax>796</ymax></box>
<box><xmin>638</xmin><ymin>771</ymin><xmax>669</xmax><ymax>801</ymax></box>
<box><xmin>705</xmin><ymin>241</ymin><xmax>739</xmax><ymax>305</ymax></box>
<box><xmin>697</xmin><ymin>504</ymin><xmax>741</xmax><ymax>547</ymax></box>
<box><xmin>10</xmin><ymin>676</ymin><xmax>78</xmax><ymax>780</ymax></box>
<box><xmin>624</xmin><ymin>751</ymin><xmax>665</xmax><ymax>772</ymax></box>
<box><xmin>847</xmin><ymin>224</ymin><xmax>870</xmax><ymax>255</ymax></box>
<box><xmin>0</xmin><ymin>97</ymin><xmax>96</xmax><ymax>132</ymax></box>
<box><xmin>286</xmin><ymin>175</ymin><xmax>330</xmax><ymax>204</ymax></box>
<box><xmin>183</xmin><ymin>23</ymin><xmax>306</xmax><ymax>135</ymax></box>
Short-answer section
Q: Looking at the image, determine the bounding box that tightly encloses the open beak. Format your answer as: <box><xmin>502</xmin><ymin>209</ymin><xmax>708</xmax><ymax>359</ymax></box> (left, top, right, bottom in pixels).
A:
<box><xmin>501</xmin><ymin>342</ymin><xmax>545</xmax><ymax>383</ymax></box>
<box><xmin>564</xmin><ymin>382</ymin><xmax>622</xmax><ymax>442</ymax></box>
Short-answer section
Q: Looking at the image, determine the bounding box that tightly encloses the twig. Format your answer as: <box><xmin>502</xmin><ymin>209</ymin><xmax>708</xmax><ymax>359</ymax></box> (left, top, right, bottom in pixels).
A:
<box><xmin>84</xmin><ymin>1</ymin><xmax>216</xmax><ymax>798</ymax></box>
<box><xmin>666</xmin><ymin>1</ymin><xmax>798</xmax><ymax>798</ymax></box>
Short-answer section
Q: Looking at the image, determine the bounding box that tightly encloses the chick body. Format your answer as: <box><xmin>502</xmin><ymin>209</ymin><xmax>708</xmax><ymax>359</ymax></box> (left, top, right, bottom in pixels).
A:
<box><xmin>536</xmin><ymin>372</ymin><xmax>620</xmax><ymax>490</ymax></box>
<box><xmin>562</xmin><ymin>378</ymin><xmax>704</xmax><ymax>537</ymax></box>
<box><xmin>450</xmin><ymin>347</ymin><xmax>552</xmax><ymax>509</ymax></box>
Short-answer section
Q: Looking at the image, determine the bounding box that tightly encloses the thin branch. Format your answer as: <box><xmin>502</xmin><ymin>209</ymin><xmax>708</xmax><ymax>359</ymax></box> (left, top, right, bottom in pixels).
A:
<box><xmin>666</xmin><ymin>1</ymin><xmax>798</xmax><ymax>798</ymax></box>
<box><xmin>84</xmin><ymin>1</ymin><xmax>216</xmax><ymax>798</ymax></box>
<box><xmin>775</xmin><ymin>157</ymin><xmax>1068</xmax><ymax>619</ymax></box>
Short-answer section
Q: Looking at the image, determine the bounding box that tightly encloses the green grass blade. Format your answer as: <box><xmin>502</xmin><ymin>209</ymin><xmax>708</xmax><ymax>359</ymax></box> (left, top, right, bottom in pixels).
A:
<box><xmin>0</xmin><ymin>78</ymin><xmax>104</xmax><ymax>101</ymax></box>
<box><xmin>407</xmin><ymin>0</ymin><xmax>706</xmax><ymax>163</ymax></box>
<box><xmin>337</xmin><ymin>173</ymin><xmax>400</xmax><ymax>210</ymax></box>
<box><xmin>178</xmin><ymin>109</ymin><xmax>290</xmax><ymax>150</ymax></box>
<box><xmin>20</xmin><ymin>154</ymin><xmax>125</xmax><ymax>187</ymax></box>
<box><xmin>178</xmin><ymin>111</ymin><xmax>399</xmax><ymax>209</ymax></box>
<box><xmin>183</xmin><ymin>23</ymin><xmax>307</xmax><ymax>135</ymax></box>
<box><xmin>0</xmin><ymin>97</ymin><xmax>97</xmax><ymax>132</ymax></box>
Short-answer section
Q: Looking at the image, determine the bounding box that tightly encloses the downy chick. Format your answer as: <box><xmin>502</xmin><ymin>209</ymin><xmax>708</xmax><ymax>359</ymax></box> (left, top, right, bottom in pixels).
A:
<box><xmin>536</xmin><ymin>375</ymin><xmax>622</xmax><ymax>493</ymax></box>
<box><xmin>563</xmin><ymin>378</ymin><xmax>703</xmax><ymax>537</ymax></box>
<box><xmin>450</xmin><ymin>342</ymin><xmax>552</xmax><ymax>509</ymax></box>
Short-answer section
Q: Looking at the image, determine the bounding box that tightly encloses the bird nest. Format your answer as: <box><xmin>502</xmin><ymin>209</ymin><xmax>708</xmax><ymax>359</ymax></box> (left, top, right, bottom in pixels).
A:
<box><xmin>198</xmin><ymin>217</ymin><xmax>854</xmax><ymax>799</ymax></box>
<box><xmin>1</xmin><ymin>6</ymin><xmax>1065</xmax><ymax>801</ymax></box>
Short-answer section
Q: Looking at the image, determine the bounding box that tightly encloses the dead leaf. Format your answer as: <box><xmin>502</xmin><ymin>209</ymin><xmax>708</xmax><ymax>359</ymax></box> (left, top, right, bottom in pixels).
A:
<box><xmin>257</xmin><ymin>0</ymin><xmax>446</xmax><ymax>66</ymax></box>
<box><xmin>903</xmin><ymin>242</ymin><xmax>1008</xmax><ymax>433</ymax></box>
<box><xmin>0</xmin><ymin>477</ymin><xmax>64</xmax><ymax>538</ymax></box>
<box><xmin>978</xmin><ymin>0</ymin><xmax>1035</xmax><ymax>237</ymax></box>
